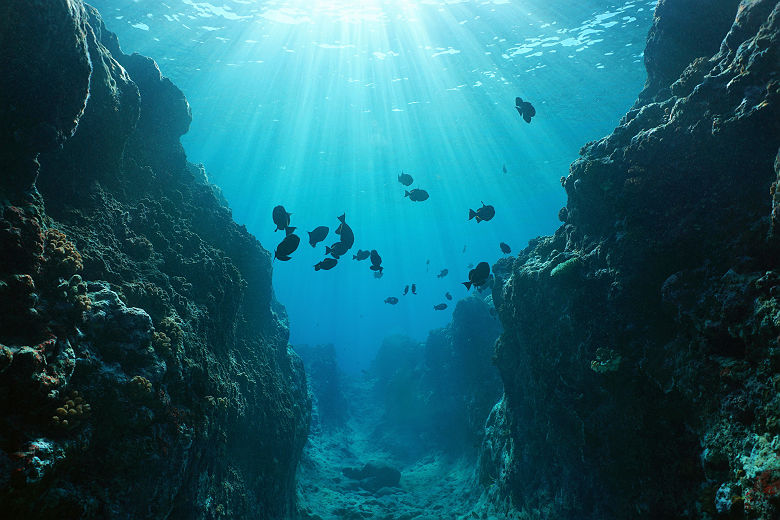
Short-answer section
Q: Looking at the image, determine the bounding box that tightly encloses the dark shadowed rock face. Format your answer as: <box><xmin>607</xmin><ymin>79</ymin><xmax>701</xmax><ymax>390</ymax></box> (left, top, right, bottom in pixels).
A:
<box><xmin>0</xmin><ymin>2</ymin><xmax>310</xmax><ymax>519</ymax></box>
<box><xmin>482</xmin><ymin>1</ymin><xmax>780</xmax><ymax>519</ymax></box>
<box><xmin>296</xmin><ymin>344</ymin><xmax>348</xmax><ymax>431</ymax></box>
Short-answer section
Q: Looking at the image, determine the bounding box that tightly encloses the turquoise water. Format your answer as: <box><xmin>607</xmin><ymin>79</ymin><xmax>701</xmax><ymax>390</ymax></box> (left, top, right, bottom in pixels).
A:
<box><xmin>90</xmin><ymin>0</ymin><xmax>654</xmax><ymax>372</ymax></box>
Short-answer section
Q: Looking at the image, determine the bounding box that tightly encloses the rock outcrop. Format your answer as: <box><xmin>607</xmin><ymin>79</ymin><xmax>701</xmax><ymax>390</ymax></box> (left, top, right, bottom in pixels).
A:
<box><xmin>0</xmin><ymin>2</ymin><xmax>310</xmax><ymax>519</ymax></box>
<box><xmin>481</xmin><ymin>0</ymin><xmax>780</xmax><ymax>518</ymax></box>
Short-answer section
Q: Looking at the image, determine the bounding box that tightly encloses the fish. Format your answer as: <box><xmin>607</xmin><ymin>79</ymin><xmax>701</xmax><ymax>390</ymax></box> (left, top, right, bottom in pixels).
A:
<box><xmin>373</xmin><ymin>270</ymin><xmax>384</xmax><ymax>279</ymax></box>
<box><xmin>370</xmin><ymin>249</ymin><xmax>382</xmax><ymax>267</ymax></box>
<box><xmin>500</xmin><ymin>242</ymin><xmax>511</xmax><ymax>254</ymax></box>
<box><xmin>272</xmin><ymin>205</ymin><xmax>291</xmax><ymax>232</ymax></box>
<box><xmin>433</xmin><ymin>303</ymin><xmax>448</xmax><ymax>311</ymax></box>
<box><xmin>274</xmin><ymin>232</ymin><xmax>300</xmax><ymax>261</ymax></box>
<box><xmin>445</xmin><ymin>292</ymin><xmax>452</xmax><ymax>300</ymax></box>
<box><xmin>462</xmin><ymin>245</ymin><xmax>467</xmax><ymax>253</ymax></box>
<box><xmin>426</xmin><ymin>259</ymin><xmax>430</xmax><ymax>272</ymax></box>
<box><xmin>403</xmin><ymin>285</ymin><xmax>409</xmax><ymax>295</ymax></box>
<box><xmin>515</xmin><ymin>96</ymin><xmax>536</xmax><ymax>123</ymax></box>
<box><xmin>335</xmin><ymin>213</ymin><xmax>354</xmax><ymax>249</ymax></box>
<box><xmin>469</xmin><ymin>202</ymin><xmax>495</xmax><ymax>223</ymax></box>
<box><xmin>397</xmin><ymin>172</ymin><xmax>414</xmax><ymax>186</ymax></box>
<box><xmin>370</xmin><ymin>265</ymin><xmax>384</xmax><ymax>273</ymax></box>
<box><xmin>385</xmin><ymin>297</ymin><xmax>399</xmax><ymax>305</ymax></box>
<box><xmin>308</xmin><ymin>226</ymin><xmax>329</xmax><ymax>247</ymax></box>
<box><xmin>404</xmin><ymin>189</ymin><xmax>429</xmax><ymax>202</ymax></box>
<box><xmin>463</xmin><ymin>261</ymin><xmax>490</xmax><ymax>290</ymax></box>
<box><xmin>411</xmin><ymin>283</ymin><xmax>417</xmax><ymax>294</ymax></box>
<box><xmin>437</xmin><ymin>269</ymin><xmax>448</xmax><ymax>278</ymax></box>
<box><xmin>353</xmin><ymin>249</ymin><xmax>370</xmax><ymax>261</ymax></box>
<box><xmin>314</xmin><ymin>257</ymin><xmax>338</xmax><ymax>271</ymax></box>
<box><xmin>326</xmin><ymin>241</ymin><xmax>349</xmax><ymax>259</ymax></box>
<box><xmin>502</xmin><ymin>164</ymin><xmax>507</xmax><ymax>174</ymax></box>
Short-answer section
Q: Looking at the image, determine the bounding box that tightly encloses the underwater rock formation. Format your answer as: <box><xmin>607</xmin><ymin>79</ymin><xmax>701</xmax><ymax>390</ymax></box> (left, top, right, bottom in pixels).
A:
<box><xmin>295</xmin><ymin>344</ymin><xmax>348</xmax><ymax>431</ymax></box>
<box><xmin>0</xmin><ymin>2</ymin><xmax>310</xmax><ymax>519</ymax></box>
<box><xmin>483</xmin><ymin>0</ymin><xmax>780</xmax><ymax>518</ymax></box>
<box><xmin>370</xmin><ymin>297</ymin><xmax>502</xmax><ymax>455</ymax></box>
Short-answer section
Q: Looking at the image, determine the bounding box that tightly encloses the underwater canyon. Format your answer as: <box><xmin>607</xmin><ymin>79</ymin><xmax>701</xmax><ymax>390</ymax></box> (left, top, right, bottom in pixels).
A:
<box><xmin>1</xmin><ymin>0</ymin><xmax>779</xmax><ymax>519</ymax></box>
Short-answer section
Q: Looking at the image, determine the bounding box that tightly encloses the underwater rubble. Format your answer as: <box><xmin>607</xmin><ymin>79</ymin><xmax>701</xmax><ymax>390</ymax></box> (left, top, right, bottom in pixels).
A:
<box><xmin>482</xmin><ymin>0</ymin><xmax>780</xmax><ymax>518</ymax></box>
<box><xmin>0</xmin><ymin>1</ymin><xmax>310</xmax><ymax>518</ymax></box>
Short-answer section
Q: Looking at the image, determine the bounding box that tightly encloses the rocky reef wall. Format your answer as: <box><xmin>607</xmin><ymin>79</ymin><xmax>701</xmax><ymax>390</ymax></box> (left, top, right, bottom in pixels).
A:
<box><xmin>482</xmin><ymin>0</ymin><xmax>780</xmax><ymax>518</ymax></box>
<box><xmin>0</xmin><ymin>2</ymin><xmax>310</xmax><ymax>518</ymax></box>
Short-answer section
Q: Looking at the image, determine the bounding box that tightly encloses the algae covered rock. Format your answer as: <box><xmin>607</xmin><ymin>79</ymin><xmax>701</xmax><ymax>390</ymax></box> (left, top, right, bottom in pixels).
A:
<box><xmin>0</xmin><ymin>2</ymin><xmax>310</xmax><ymax>519</ymax></box>
<box><xmin>482</xmin><ymin>1</ymin><xmax>780</xmax><ymax>518</ymax></box>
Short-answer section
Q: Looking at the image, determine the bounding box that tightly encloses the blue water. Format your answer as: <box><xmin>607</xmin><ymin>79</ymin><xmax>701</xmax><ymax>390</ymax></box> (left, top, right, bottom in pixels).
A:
<box><xmin>90</xmin><ymin>0</ymin><xmax>655</xmax><ymax>372</ymax></box>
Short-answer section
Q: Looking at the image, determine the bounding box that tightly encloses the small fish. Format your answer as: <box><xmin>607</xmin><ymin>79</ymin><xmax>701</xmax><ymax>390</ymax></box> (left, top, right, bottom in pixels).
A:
<box><xmin>515</xmin><ymin>96</ymin><xmax>536</xmax><ymax>123</ymax></box>
<box><xmin>469</xmin><ymin>202</ymin><xmax>495</xmax><ymax>223</ymax></box>
<box><xmin>500</xmin><ymin>242</ymin><xmax>511</xmax><ymax>254</ymax></box>
<box><xmin>308</xmin><ymin>226</ymin><xmax>329</xmax><ymax>247</ymax></box>
<box><xmin>462</xmin><ymin>245</ymin><xmax>467</xmax><ymax>253</ymax></box>
<box><xmin>433</xmin><ymin>303</ymin><xmax>448</xmax><ymax>311</ymax></box>
<box><xmin>411</xmin><ymin>283</ymin><xmax>417</xmax><ymax>294</ymax></box>
<box><xmin>385</xmin><ymin>297</ymin><xmax>399</xmax><ymax>305</ymax></box>
<box><xmin>403</xmin><ymin>285</ymin><xmax>409</xmax><ymax>295</ymax></box>
<box><xmin>335</xmin><ymin>213</ymin><xmax>354</xmax><ymax>249</ymax></box>
<box><xmin>353</xmin><ymin>249</ymin><xmax>370</xmax><ymax>261</ymax></box>
<box><xmin>397</xmin><ymin>172</ymin><xmax>414</xmax><ymax>186</ymax></box>
<box><xmin>404</xmin><ymin>189</ymin><xmax>429</xmax><ymax>202</ymax></box>
<box><xmin>272</xmin><ymin>205</ymin><xmax>291</xmax><ymax>232</ymax></box>
<box><xmin>274</xmin><ymin>232</ymin><xmax>300</xmax><ymax>261</ymax></box>
<box><xmin>445</xmin><ymin>292</ymin><xmax>452</xmax><ymax>300</ymax></box>
<box><xmin>437</xmin><ymin>269</ymin><xmax>448</xmax><ymax>278</ymax></box>
<box><xmin>314</xmin><ymin>257</ymin><xmax>338</xmax><ymax>271</ymax></box>
<box><xmin>463</xmin><ymin>261</ymin><xmax>490</xmax><ymax>290</ymax></box>
<box><xmin>370</xmin><ymin>249</ymin><xmax>382</xmax><ymax>267</ymax></box>
<box><xmin>426</xmin><ymin>259</ymin><xmax>430</xmax><ymax>272</ymax></box>
<box><xmin>326</xmin><ymin>241</ymin><xmax>349</xmax><ymax>259</ymax></box>
<box><xmin>502</xmin><ymin>164</ymin><xmax>507</xmax><ymax>174</ymax></box>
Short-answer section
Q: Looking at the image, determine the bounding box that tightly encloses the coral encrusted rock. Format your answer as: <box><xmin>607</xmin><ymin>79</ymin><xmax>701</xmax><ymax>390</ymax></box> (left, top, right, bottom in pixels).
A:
<box><xmin>481</xmin><ymin>1</ymin><xmax>780</xmax><ymax>519</ymax></box>
<box><xmin>0</xmin><ymin>2</ymin><xmax>310</xmax><ymax>519</ymax></box>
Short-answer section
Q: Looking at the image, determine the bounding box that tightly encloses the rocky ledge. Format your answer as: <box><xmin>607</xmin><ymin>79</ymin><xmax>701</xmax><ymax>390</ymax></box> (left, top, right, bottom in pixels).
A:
<box><xmin>483</xmin><ymin>0</ymin><xmax>780</xmax><ymax>518</ymax></box>
<box><xmin>0</xmin><ymin>1</ymin><xmax>310</xmax><ymax>518</ymax></box>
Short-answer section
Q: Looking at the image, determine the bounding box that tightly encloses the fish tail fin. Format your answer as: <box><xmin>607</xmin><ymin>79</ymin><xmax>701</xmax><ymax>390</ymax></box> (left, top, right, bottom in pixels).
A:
<box><xmin>314</xmin><ymin>263</ymin><xmax>321</xmax><ymax>271</ymax></box>
<box><xmin>325</xmin><ymin>246</ymin><xmax>332</xmax><ymax>255</ymax></box>
<box><xmin>404</xmin><ymin>190</ymin><xmax>410</xmax><ymax>198</ymax></box>
<box><xmin>469</xmin><ymin>209</ymin><xmax>476</xmax><ymax>220</ymax></box>
<box><xmin>352</xmin><ymin>254</ymin><xmax>358</xmax><ymax>260</ymax></box>
<box><xmin>338</xmin><ymin>213</ymin><xmax>345</xmax><ymax>223</ymax></box>
<box><xmin>462</xmin><ymin>281</ymin><xmax>472</xmax><ymax>290</ymax></box>
<box><xmin>285</xmin><ymin>226</ymin><xmax>296</xmax><ymax>236</ymax></box>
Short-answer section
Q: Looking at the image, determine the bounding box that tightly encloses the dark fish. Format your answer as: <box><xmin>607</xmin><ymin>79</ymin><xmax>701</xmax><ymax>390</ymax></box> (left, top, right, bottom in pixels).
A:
<box><xmin>308</xmin><ymin>226</ymin><xmax>329</xmax><ymax>247</ymax></box>
<box><xmin>426</xmin><ymin>259</ymin><xmax>430</xmax><ymax>272</ymax></box>
<box><xmin>370</xmin><ymin>249</ymin><xmax>382</xmax><ymax>267</ymax></box>
<box><xmin>411</xmin><ymin>283</ymin><xmax>417</xmax><ymax>294</ymax></box>
<box><xmin>404</xmin><ymin>189</ymin><xmax>429</xmax><ymax>202</ymax></box>
<box><xmin>433</xmin><ymin>303</ymin><xmax>448</xmax><ymax>311</ymax></box>
<box><xmin>502</xmin><ymin>164</ymin><xmax>507</xmax><ymax>174</ymax></box>
<box><xmin>385</xmin><ymin>297</ymin><xmax>399</xmax><ymax>305</ymax></box>
<box><xmin>469</xmin><ymin>202</ymin><xmax>495</xmax><ymax>223</ymax></box>
<box><xmin>500</xmin><ymin>242</ymin><xmax>511</xmax><ymax>254</ymax></box>
<box><xmin>353</xmin><ymin>249</ymin><xmax>370</xmax><ymax>261</ymax></box>
<box><xmin>314</xmin><ymin>257</ymin><xmax>338</xmax><ymax>271</ymax></box>
<box><xmin>463</xmin><ymin>261</ymin><xmax>490</xmax><ymax>290</ymax></box>
<box><xmin>272</xmin><ymin>205</ymin><xmax>291</xmax><ymax>232</ymax></box>
<box><xmin>515</xmin><ymin>96</ymin><xmax>536</xmax><ymax>123</ymax></box>
<box><xmin>462</xmin><ymin>245</ymin><xmax>467</xmax><ymax>253</ymax></box>
<box><xmin>326</xmin><ymin>241</ymin><xmax>349</xmax><ymax>259</ymax></box>
<box><xmin>437</xmin><ymin>269</ymin><xmax>448</xmax><ymax>278</ymax></box>
<box><xmin>373</xmin><ymin>270</ymin><xmax>384</xmax><ymax>279</ymax></box>
<box><xmin>370</xmin><ymin>265</ymin><xmax>384</xmax><ymax>273</ymax></box>
<box><xmin>445</xmin><ymin>292</ymin><xmax>452</xmax><ymax>300</ymax></box>
<box><xmin>397</xmin><ymin>172</ymin><xmax>413</xmax><ymax>186</ymax></box>
<box><xmin>274</xmin><ymin>233</ymin><xmax>300</xmax><ymax>261</ymax></box>
<box><xmin>403</xmin><ymin>285</ymin><xmax>409</xmax><ymax>295</ymax></box>
<box><xmin>335</xmin><ymin>213</ymin><xmax>354</xmax><ymax>249</ymax></box>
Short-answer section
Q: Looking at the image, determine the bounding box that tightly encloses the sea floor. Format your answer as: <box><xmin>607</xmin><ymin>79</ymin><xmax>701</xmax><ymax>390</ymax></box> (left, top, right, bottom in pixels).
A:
<box><xmin>296</xmin><ymin>377</ymin><xmax>496</xmax><ymax>520</ymax></box>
